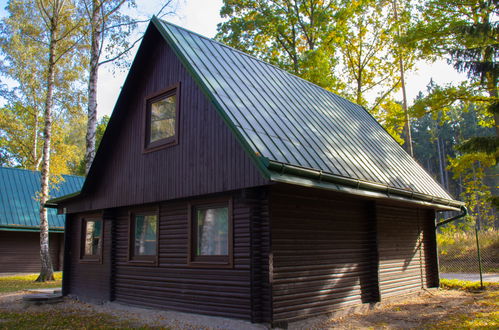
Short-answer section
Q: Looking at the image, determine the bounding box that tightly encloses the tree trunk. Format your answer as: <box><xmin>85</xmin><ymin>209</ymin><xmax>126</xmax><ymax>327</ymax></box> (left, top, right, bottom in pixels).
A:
<box><xmin>436</xmin><ymin>136</ymin><xmax>445</xmax><ymax>188</ymax></box>
<box><xmin>85</xmin><ymin>1</ymin><xmax>102</xmax><ymax>175</ymax></box>
<box><xmin>392</xmin><ymin>0</ymin><xmax>413</xmax><ymax>156</ymax></box>
<box><xmin>32</xmin><ymin>110</ymin><xmax>39</xmax><ymax>170</ymax></box>
<box><xmin>442</xmin><ymin>140</ymin><xmax>450</xmax><ymax>190</ymax></box>
<box><xmin>36</xmin><ymin>13</ymin><xmax>57</xmax><ymax>283</ymax></box>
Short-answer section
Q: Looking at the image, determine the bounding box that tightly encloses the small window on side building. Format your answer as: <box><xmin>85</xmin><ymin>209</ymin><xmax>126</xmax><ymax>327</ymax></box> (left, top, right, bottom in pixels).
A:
<box><xmin>129</xmin><ymin>212</ymin><xmax>158</xmax><ymax>263</ymax></box>
<box><xmin>81</xmin><ymin>218</ymin><xmax>103</xmax><ymax>262</ymax></box>
<box><xmin>144</xmin><ymin>85</ymin><xmax>179</xmax><ymax>151</ymax></box>
<box><xmin>189</xmin><ymin>200</ymin><xmax>233</xmax><ymax>267</ymax></box>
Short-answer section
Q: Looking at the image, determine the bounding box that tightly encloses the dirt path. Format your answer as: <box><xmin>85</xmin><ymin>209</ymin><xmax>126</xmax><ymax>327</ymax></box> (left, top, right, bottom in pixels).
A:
<box><xmin>299</xmin><ymin>288</ymin><xmax>498</xmax><ymax>329</ymax></box>
<box><xmin>1</xmin><ymin>287</ymin><xmax>497</xmax><ymax>329</ymax></box>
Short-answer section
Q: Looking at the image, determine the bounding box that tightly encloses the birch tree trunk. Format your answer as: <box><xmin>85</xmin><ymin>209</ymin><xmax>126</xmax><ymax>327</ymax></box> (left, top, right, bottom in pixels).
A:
<box><xmin>85</xmin><ymin>0</ymin><xmax>102</xmax><ymax>175</ymax></box>
<box><xmin>36</xmin><ymin>0</ymin><xmax>61</xmax><ymax>282</ymax></box>
<box><xmin>392</xmin><ymin>0</ymin><xmax>413</xmax><ymax>156</ymax></box>
<box><xmin>37</xmin><ymin>36</ymin><xmax>56</xmax><ymax>282</ymax></box>
<box><xmin>32</xmin><ymin>111</ymin><xmax>39</xmax><ymax>170</ymax></box>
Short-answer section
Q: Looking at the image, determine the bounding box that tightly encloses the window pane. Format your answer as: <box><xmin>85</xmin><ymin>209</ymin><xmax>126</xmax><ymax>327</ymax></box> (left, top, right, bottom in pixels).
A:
<box><xmin>196</xmin><ymin>207</ymin><xmax>228</xmax><ymax>256</ymax></box>
<box><xmin>134</xmin><ymin>215</ymin><xmax>157</xmax><ymax>256</ymax></box>
<box><xmin>84</xmin><ymin>220</ymin><xmax>101</xmax><ymax>256</ymax></box>
<box><xmin>150</xmin><ymin>95</ymin><xmax>176</xmax><ymax>143</ymax></box>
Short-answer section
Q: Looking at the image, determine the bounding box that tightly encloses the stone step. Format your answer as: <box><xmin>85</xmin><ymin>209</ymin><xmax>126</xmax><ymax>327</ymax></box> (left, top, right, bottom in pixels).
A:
<box><xmin>22</xmin><ymin>293</ymin><xmax>63</xmax><ymax>306</ymax></box>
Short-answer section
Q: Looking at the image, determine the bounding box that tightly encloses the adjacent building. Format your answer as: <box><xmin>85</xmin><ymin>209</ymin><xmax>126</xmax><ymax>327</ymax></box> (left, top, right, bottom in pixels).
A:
<box><xmin>0</xmin><ymin>167</ymin><xmax>83</xmax><ymax>273</ymax></box>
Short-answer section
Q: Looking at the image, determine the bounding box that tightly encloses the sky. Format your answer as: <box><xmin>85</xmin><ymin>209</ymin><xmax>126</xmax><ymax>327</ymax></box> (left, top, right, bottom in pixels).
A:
<box><xmin>0</xmin><ymin>0</ymin><xmax>467</xmax><ymax>118</ymax></box>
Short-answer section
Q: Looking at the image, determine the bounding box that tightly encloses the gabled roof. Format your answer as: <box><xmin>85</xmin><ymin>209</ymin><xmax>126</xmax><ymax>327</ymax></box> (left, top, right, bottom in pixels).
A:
<box><xmin>0</xmin><ymin>167</ymin><xmax>84</xmax><ymax>231</ymax></box>
<box><xmin>152</xmin><ymin>18</ymin><xmax>461</xmax><ymax>209</ymax></box>
<box><xmin>50</xmin><ymin>17</ymin><xmax>462</xmax><ymax>210</ymax></box>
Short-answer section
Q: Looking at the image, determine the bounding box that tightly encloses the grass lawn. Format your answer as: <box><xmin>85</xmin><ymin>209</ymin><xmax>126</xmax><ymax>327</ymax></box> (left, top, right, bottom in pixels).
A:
<box><xmin>0</xmin><ymin>272</ymin><xmax>62</xmax><ymax>293</ymax></box>
<box><xmin>0</xmin><ymin>309</ymin><xmax>153</xmax><ymax>329</ymax></box>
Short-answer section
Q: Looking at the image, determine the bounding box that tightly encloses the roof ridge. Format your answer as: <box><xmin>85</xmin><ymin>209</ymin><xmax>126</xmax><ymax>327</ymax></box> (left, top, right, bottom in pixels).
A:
<box><xmin>157</xmin><ymin>18</ymin><xmax>359</xmax><ymax>107</ymax></box>
<box><xmin>0</xmin><ymin>166</ymin><xmax>38</xmax><ymax>173</ymax></box>
<box><xmin>0</xmin><ymin>166</ymin><xmax>84</xmax><ymax>179</ymax></box>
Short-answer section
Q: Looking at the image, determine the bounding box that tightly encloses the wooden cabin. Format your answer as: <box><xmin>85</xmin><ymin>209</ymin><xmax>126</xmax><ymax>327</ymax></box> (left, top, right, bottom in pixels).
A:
<box><xmin>0</xmin><ymin>167</ymin><xmax>83</xmax><ymax>273</ymax></box>
<box><xmin>48</xmin><ymin>17</ymin><xmax>463</xmax><ymax>326</ymax></box>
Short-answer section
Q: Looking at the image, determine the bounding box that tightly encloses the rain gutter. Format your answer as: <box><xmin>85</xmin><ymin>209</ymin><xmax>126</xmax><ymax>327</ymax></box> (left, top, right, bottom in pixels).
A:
<box><xmin>264</xmin><ymin>159</ymin><xmax>464</xmax><ymax>210</ymax></box>
<box><xmin>436</xmin><ymin>205</ymin><xmax>468</xmax><ymax>227</ymax></box>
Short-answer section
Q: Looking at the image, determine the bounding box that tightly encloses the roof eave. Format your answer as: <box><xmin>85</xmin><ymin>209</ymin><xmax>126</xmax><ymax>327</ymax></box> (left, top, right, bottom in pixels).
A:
<box><xmin>265</xmin><ymin>159</ymin><xmax>463</xmax><ymax>211</ymax></box>
<box><xmin>45</xmin><ymin>191</ymin><xmax>81</xmax><ymax>208</ymax></box>
<box><xmin>0</xmin><ymin>225</ymin><xmax>64</xmax><ymax>233</ymax></box>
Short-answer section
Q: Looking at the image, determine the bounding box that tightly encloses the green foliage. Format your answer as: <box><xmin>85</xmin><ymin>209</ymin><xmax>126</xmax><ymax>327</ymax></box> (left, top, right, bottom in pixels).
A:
<box><xmin>408</xmin><ymin>0</ymin><xmax>498</xmax><ymax>130</ymax></box>
<box><xmin>338</xmin><ymin>0</ymin><xmax>417</xmax><ymax>114</ymax></box>
<box><xmin>440</xmin><ymin>278</ymin><xmax>495</xmax><ymax>291</ymax></box>
<box><xmin>449</xmin><ymin>152</ymin><xmax>496</xmax><ymax>228</ymax></box>
<box><xmin>0</xmin><ymin>0</ymin><xmax>88</xmax><ymax>178</ymax></box>
<box><xmin>0</xmin><ymin>272</ymin><xmax>62</xmax><ymax>293</ymax></box>
<box><xmin>217</xmin><ymin>0</ymin><xmax>348</xmax><ymax>91</ymax></box>
<box><xmin>411</xmin><ymin>85</ymin><xmax>496</xmax><ymax>197</ymax></box>
<box><xmin>437</xmin><ymin>229</ymin><xmax>499</xmax><ymax>272</ymax></box>
<box><xmin>73</xmin><ymin>115</ymin><xmax>109</xmax><ymax>176</ymax></box>
<box><xmin>458</xmin><ymin>136</ymin><xmax>499</xmax><ymax>157</ymax></box>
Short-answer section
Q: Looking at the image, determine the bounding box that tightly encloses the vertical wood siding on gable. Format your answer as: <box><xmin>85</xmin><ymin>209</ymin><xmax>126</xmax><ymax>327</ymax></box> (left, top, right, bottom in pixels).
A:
<box><xmin>0</xmin><ymin>231</ymin><xmax>63</xmax><ymax>273</ymax></box>
<box><xmin>65</xmin><ymin>27</ymin><xmax>267</xmax><ymax>214</ymax></box>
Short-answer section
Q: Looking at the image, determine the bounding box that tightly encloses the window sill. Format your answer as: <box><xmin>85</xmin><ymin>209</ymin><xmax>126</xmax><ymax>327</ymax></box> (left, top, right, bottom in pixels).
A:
<box><xmin>143</xmin><ymin>138</ymin><xmax>177</xmax><ymax>154</ymax></box>
<box><xmin>79</xmin><ymin>257</ymin><xmax>102</xmax><ymax>264</ymax></box>
<box><xmin>188</xmin><ymin>258</ymin><xmax>233</xmax><ymax>268</ymax></box>
<box><xmin>128</xmin><ymin>258</ymin><xmax>158</xmax><ymax>266</ymax></box>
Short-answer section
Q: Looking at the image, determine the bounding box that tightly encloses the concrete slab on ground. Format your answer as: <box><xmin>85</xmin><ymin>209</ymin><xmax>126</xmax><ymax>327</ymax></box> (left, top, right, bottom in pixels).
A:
<box><xmin>26</xmin><ymin>288</ymin><xmax>61</xmax><ymax>294</ymax></box>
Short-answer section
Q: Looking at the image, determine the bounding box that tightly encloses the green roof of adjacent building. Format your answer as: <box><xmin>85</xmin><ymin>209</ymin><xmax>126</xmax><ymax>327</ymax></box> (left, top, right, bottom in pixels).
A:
<box><xmin>0</xmin><ymin>167</ymin><xmax>84</xmax><ymax>231</ymax></box>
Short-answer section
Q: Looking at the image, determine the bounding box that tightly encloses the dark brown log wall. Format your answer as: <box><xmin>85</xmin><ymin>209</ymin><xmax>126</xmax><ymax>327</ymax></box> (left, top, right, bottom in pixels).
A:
<box><xmin>0</xmin><ymin>231</ymin><xmax>63</xmax><ymax>273</ymax></box>
<box><xmin>64</xmin><ymin>214</ymin><xmax>113</xmax><ymax>302</ymax></box>
<box><xmin>66</xmin><ymin>188</ymin><xmax>271</xmax><ymax>322</ymax></box>
<box><xmin>64</xmin><ymin>25</ymin><xmax>267</xmax><ymax>214</ymax></box>
<box><xmin>270</xmin><ymin>186</ymin><xmax>379</xmax><ymax>323</ymax></box>
<box><xmin>423</xmin><ymin>209</ymin><xmax>439</xmax><ymax>288</ymax></box>
<box><xmin>376</xmin><ymin>205</ymin><xmax>437</xmax><ymax>298</ymax></box>
<box><xmin>269</xmin><ymin>185</ymin><xmax>440</xmax><ymax>323</ymax></box>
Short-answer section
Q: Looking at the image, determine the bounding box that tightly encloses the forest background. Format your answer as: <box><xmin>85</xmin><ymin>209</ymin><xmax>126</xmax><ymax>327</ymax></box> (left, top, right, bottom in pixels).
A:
<box><xmin>0</xmin><ymin>0</ymin><xmax>497</xmax><ymax>279</ymax></box>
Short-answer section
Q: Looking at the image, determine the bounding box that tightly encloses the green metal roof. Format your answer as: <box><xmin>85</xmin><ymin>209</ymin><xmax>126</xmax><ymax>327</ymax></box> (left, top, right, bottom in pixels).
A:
<box><xmin>0</xmin><ymin>167</ymin><xmax>84</xmax><ymax>231</ymax></box>
<box><xmin>152</xmin><ymin>18</ymin><xmax>461</xmax><ymax>208</ymax></box>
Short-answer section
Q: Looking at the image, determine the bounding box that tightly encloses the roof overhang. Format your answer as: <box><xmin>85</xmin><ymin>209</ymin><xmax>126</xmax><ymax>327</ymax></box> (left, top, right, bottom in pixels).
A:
<box><xmin>0</xmin><ymin>225</ymin><xmax>64</xmax><ymax>233</ymax></box>
<box><xmin>264</xmin><ymin>159</ymin><xmax>463</xmax><ymax>211</ymax></box>
<box><xmin>45</xmin><ymin>191</ymin><xmax>81</xmax><ymax>208</ymax></box>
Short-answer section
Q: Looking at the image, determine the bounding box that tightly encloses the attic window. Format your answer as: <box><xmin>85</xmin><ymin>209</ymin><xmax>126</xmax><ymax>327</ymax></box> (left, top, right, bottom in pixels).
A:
<box><xmin>144</xmin><ymin>85</ymin><xmax>179</xmax><ymax>151</ymax></box>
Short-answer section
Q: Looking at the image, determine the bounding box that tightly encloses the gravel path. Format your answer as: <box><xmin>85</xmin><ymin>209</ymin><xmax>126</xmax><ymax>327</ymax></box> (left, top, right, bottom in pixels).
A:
<box><xmin>0</xmin><ymin>292</ymin><xmax>267</xmax><ymax>329</ymax></box>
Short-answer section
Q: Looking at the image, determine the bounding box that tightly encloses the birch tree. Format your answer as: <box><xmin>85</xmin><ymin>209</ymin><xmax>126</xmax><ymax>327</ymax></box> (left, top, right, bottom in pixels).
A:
<box><xmin>37</xmin><ymin>0</ymin><xmax>86</xmax><ymax>281</ymax></box>
<box><xmin>82</xmin><ymin>0</ymin><xmax>135</xmax><ymax>174</ymax></box>
<box><xmin>1</xmin><ymin>0</ymin><xmax>87</xmax><ymax>281</ymax></box>
<box><xmin>82</xmin><ymin>0</ymin><xmax>177</xmax><ymax>174</ymax></box>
